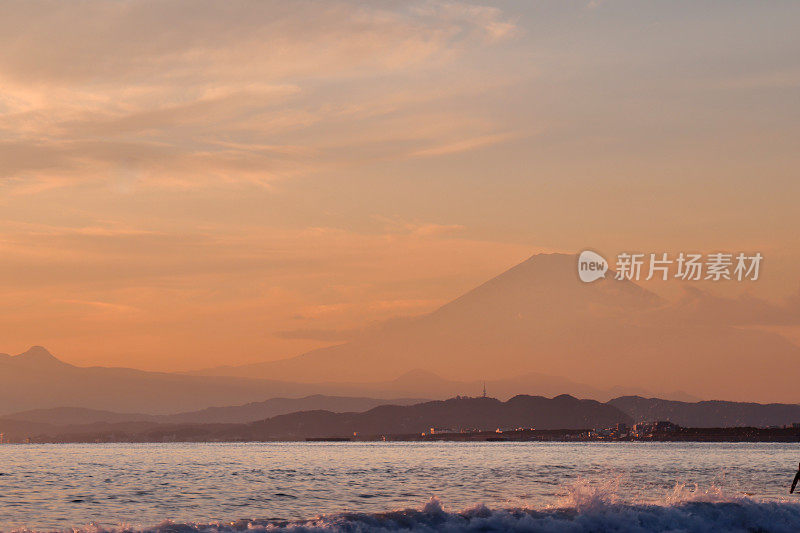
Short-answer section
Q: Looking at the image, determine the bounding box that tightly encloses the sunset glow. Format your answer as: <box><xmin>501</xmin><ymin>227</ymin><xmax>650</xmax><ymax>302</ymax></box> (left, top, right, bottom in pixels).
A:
<box><xmin>1</xmin><ymin>1</ymin><xmax>798</xmax><ymax>381</ymax></box>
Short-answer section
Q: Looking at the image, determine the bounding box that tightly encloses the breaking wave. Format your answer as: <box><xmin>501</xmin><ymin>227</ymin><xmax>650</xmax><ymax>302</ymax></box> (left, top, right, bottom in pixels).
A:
<box><xmin>16</xmin><ymin>482</ymin><xmax>800</xmax><ymax>533</ymax></box>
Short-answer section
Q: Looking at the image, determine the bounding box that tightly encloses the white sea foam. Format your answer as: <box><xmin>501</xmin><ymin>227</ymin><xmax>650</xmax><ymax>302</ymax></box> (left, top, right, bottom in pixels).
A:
<box><xmin>22</xmin><ymin>482</ymin><xmax>800</xmax><ymax>533</ymax></box>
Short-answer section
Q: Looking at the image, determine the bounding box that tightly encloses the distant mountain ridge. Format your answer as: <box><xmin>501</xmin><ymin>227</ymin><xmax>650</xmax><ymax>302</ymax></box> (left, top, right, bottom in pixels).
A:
<box><xmin>5</xmin><ymin>393</ymin><xmax>800</xmax><ymax>443</ymax></box>
<box><xmin>609</xmin><ymin>396</ymin><xmax>800</xmax><ymax>428</ymax></box>
<box><xmin>3</xmin><ymin>395</ymin><xmax>427</xmax><ymax>426</ymax></box>
<box><xmin>1</xmin><ymin>395</ymin><xmax>631</xmax><ymax>442</ymax></box>
<box><xmin>0</xmin><ymin>346</ymin><xmax>336</xmax><ymax>415</ymax></box>
<box><xmin>245</xmin><ymin>394</ymin><xmax>629</xmax><ymax>439</ymax></box>
<box><xmin>0</xmin><ymin>346</ymin><xmax>659</xmax><ymax>415</ymax></box>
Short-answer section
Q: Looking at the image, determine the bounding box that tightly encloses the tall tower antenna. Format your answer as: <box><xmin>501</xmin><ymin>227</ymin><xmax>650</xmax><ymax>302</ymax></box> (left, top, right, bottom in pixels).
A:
<box><xmin>482</xmin><ymin>381</ymin><xmax>487</xmax><ymax>398</ymax></box>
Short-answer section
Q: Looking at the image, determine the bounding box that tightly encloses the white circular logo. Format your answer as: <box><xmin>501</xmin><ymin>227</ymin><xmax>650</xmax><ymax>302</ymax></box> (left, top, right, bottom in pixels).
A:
<box><xmin>577</xmin><ymin>250</ymin><xmax>608</xmax><ymax>283</ymax></box>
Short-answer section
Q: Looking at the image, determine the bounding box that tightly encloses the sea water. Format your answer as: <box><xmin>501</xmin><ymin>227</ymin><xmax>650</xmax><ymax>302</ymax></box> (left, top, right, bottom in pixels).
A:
<box><xmin>1</xmin><ymin>441</ymin><xmax>800</xmax><ymax>532</ymax></box>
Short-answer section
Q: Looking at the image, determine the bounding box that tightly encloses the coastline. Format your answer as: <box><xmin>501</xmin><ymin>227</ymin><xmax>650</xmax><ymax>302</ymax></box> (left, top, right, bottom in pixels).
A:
<box><xmin>4</xmin><ymin>426</ymin><xmax>799</xmax><ymax>444</ymax></box>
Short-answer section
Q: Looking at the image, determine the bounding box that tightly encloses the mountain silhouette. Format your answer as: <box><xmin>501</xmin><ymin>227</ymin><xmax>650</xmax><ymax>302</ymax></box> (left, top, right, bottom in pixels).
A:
<box><xmin>197</xmin><ymin>253</ymin><xmax>800</xmax><ymax>402</ymax></box>
<box><xmin>0</xmin><ymin>346</ymin><xmax>72</xmax><ymax>369</ymax></box>
<box><xmin>0</xmin><ymin>347</ymin><xmax>431</xmax><ymax>414</ymax></box>
<box><xmin>1</xmin><ymin>395</ymin><xmax>426</xmax><ymax>426</ymax></box>
<box><xmin>365</xmin><ymin>369</ymin><xmax>667</xmax><ymax>402</ymax></box>
<box><xmin>196</xmin><ymin>253</ymin><xmax>659</xmax><ymax>381</ymax></box>
<box><xmin>4</xmin><ymin>395</ymin><xmax>631</xmax><ymax>442</ymax></box>
<box><xmin>9</xmin><ymin>394</ymin><xmax>800</xmax><ymax>442</ymax></box>
<box><xmin>609</xmin><ymin>396</ymin><xmax>800</xmax><ymax>428</ymax></box>
<box><xmin>0</xmin><ymin>345</ymin><xmax>649</xmax><ymax>415</ymax></box>
<box><xmin>243</xmin><ymin>395</ymin><xmax>630</xmax><ymax>440</ymax></box>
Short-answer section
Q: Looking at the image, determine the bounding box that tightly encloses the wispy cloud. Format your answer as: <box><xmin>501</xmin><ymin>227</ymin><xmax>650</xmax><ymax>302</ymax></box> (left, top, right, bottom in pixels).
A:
<box><xmin>55</xmin><ymin>299</ymin><xmax>142</xmax><ymax>314</ymax></box>
<box><xmin>0</xmin><ymin>0</ymin><xmax>519</xmax><ymax>193</ymax></box>
<box><xmin>410</xmin><ymin>132</ymin><xmax>517</xmax><ymax>157</ymax></box>
<box><xmin>274</xmin><ymin>328</ymin><xmax>357</xmax><ymax>342</ymax></box>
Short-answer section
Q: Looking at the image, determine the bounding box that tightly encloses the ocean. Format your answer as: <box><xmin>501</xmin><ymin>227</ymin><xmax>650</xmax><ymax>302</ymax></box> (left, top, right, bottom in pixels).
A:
<box><xmin>1</xmin><ymin>441</ymin><xmax>800</xmax><ymax>532</ymax></box>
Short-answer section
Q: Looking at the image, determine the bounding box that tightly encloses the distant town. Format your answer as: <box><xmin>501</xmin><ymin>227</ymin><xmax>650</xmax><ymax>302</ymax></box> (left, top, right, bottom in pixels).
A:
<box><xmin>3</xmin><ymin>419</ymin><xmax>800</xmax><ymax>445</ymax></box>
<box><xmin>378</xmin><ymin>421</ymin><xmax>800</xmax><ymax>443</ymax></box>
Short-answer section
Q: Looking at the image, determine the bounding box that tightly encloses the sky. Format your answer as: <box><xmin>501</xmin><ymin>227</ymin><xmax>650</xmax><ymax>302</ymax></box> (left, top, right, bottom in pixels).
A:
<box><xmin>1</xmin><ymin>0</ymin><xmax>799</xmax><ymax>371</ymax></box>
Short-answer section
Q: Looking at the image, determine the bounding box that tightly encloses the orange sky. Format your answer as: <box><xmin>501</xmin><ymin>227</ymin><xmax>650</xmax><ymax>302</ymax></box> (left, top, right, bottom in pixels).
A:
<box><xmin>1</xmin><ymin>1</ymin><xmax>799</xmax><ymax>371</ymax></box>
